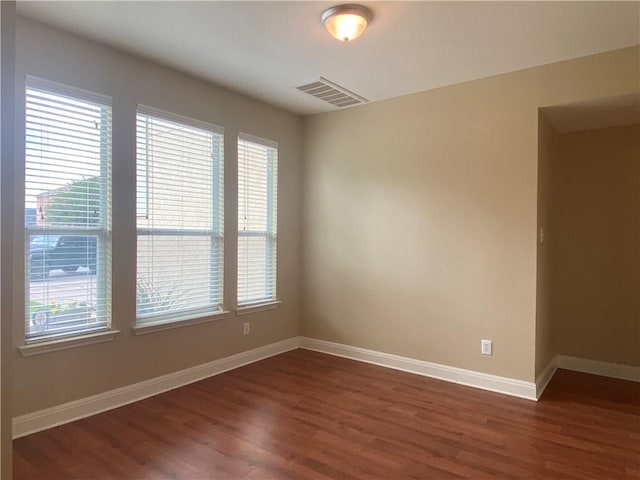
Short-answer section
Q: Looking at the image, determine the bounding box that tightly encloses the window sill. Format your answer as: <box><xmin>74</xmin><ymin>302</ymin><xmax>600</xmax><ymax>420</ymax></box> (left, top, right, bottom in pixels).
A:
<box><xmin>18</xmin><ymin>329</ymin><xmax>120</xmax><ymax>357</ymax></box>
<box><xmin>235</xmin><ymin>301</ymin><xmax>282</xmax><ymax>316</ymax></box>
<box><xmin>133</xmin><ymin>310</ymin><xmax>228</xmax><ymax>335</ymax></box>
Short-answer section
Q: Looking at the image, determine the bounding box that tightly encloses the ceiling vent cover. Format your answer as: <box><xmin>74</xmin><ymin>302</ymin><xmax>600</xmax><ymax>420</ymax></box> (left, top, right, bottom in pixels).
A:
<box><xmin>296</xmin><ymin>77</ymin><xmax>368</xmax><ymax>108</ymax></box>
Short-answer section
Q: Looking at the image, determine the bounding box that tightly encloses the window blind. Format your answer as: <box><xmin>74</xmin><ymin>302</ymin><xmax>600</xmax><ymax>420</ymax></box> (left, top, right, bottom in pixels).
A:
<box><xmin>136</xmin><ymin>106</ymin><xmax>224</xmax><ymax>324</ymax></box>
<box><xmin>237</xmin><ymin>133</ymin><xmax>278</xmax><ymax>306</ymax></box>
<box><xmin>24</xmin><ymin>78</ymin><xmax>112</xmax><ymax>341</ymax></box>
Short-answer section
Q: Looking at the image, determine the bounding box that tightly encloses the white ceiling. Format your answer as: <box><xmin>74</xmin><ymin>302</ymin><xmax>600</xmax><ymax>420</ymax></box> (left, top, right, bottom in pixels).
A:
<box><xmin>16</xmin><ymin>1</ymin><xmax>640</xmax><ymax>116</ymax></box>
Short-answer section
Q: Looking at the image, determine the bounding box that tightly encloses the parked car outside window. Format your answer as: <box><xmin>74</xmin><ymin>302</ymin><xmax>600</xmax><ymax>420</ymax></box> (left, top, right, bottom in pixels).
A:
<box><xmin>29</xmin><ymin>235</ymin><xmax>97</xmax><ymax>280</ymax></box>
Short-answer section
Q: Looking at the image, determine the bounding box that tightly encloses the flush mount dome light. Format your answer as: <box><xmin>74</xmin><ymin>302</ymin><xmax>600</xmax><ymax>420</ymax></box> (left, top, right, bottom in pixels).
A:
<box><xmin>321</xmin><ymin>4</ymin><xmax>372</xmax><ymax>42</ymax></box>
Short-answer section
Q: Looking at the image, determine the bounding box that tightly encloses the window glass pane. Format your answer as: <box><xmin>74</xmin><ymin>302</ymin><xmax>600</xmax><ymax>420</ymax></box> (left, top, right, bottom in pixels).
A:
<box><xmin>238</xmin><ymin>141</ymin><xmax>269</xmax><ymax>232</ymax></box>
<box><xmin>24</xmin><ymin>82</ymin><xmax>111</xmax><ymax>341</ymax></box>
<box><xmin>237</xmin><ymin>135</ymin><xmax>277</xmax><ymax>306</ymax></box>
<box><xmin>238</xmin><ymin>235</ymin><xmax>276</xmax><ymax>305</ymax></box>
<box><xmin>137</xmin><ymin>235</ymin><xmax>222</xmax><ymax>318</ymax></box>
<box><xmin>136</xmin><ymin>108</ymin><xmax>224</xmax><ymax>323</ymax></box>
<box><xmin>27</xmin><ymin>233</ymin><xmax>105</xmax><ymax>338</ymax></box>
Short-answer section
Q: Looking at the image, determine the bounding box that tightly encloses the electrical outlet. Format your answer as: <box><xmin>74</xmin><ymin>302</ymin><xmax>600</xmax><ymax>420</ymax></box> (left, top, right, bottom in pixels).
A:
<box><xmin>481</xmin><ymin>339</ymin><xmax>492</xmax><ymax>356</ymax></box>
<box><xmin>243</xmin><ymin>322</ymin><xmax>250</xmax><ymax>336</ymax></box>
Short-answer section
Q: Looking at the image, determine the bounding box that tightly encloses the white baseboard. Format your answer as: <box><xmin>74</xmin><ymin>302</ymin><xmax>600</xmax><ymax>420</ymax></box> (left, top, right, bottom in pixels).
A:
<box><xmin>535</xmin><ymin>354</ymin><xmax>640</xmax><ymax>400</ymax></box>
<box><xmin>12</xmin><ymin>337</ymin><xmax>300</xmax><ymax>439</ymax></box>
<box><xmin>535</xmin><ymin>358</ymin><xmax>558</xmax><ymax>399</ymax></box>
<box><xmin>299</xmin><ymin>337</ymin><xmax>537</xmax><ymax>401</ymax></box>
<box><xmin>16</xmin><ymin>336</ymin><xmax>636</xmax><ymax>439</ymax></box>
<box><xmin>556</xmin><ymin>355</ymin><xmax>640</xmax><ymax>382</ymax></box>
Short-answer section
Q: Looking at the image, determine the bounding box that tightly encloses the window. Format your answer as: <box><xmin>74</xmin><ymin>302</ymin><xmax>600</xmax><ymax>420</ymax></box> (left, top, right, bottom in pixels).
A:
<box><xmin>136</xmin><ymin>106</ymin><xmax>224</xmax><ymax>324</ymax></box>
<box><xmin>237</xmin><ymin>134</ymin><xmax>278</xmax><ymax>306</ymax></box>
<box><xmin>24</xmin><ymin>78</ymin><xmax>111</xmax><ymax>341</ymax></box>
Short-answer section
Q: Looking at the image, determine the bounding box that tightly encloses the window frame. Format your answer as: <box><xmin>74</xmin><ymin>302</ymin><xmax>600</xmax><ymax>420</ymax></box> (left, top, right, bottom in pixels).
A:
<box><xmin>23</xmin><ymin>76</ymin><xmax>112</xmax><ymax>343</ymax></box>
<box><xmin>237</xmin><ymin>132</ymin><xmax>278</xmax><ymax>307</ymax></box>
<box><xmin>135</xmin><ymin>105</ymin><xmax>225</xmax><ymax>326</ymax></box>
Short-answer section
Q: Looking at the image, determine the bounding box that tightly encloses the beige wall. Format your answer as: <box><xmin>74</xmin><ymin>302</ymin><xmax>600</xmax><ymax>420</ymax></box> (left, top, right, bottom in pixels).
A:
<box><xmin>549</xmin><ymin>124</ymin><xmax>639</xmax><ymax>366</ymax></box>
<box><xmin>302</xmin><ymin>46</ymin><xmax>639</xmax><ymax>382</ymax></box>
<box><xmin>535</xmin><ymin>113</ymin><xmax>556</xmax><ymax>376</ymax></box>
<box><xmin>12</xmin><ymin>18</ymin><xmax>302</xmax><ymax>415</ymax></box>
<box><xmin>1</xmin><ymin>2</ymin><xmax>16</xmax><ymax>476</ymax></box>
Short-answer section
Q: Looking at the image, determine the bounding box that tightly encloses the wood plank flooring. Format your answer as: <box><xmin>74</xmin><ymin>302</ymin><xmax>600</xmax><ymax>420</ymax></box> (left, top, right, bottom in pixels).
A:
<box><xmin>13</xmin><ymin>349</ymin><xmax>640</xmax><ymax>479</ymax></box>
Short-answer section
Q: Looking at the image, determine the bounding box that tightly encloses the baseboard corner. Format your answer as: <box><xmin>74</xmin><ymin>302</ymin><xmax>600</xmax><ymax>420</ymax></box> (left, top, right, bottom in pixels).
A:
<box><xmin>535</xmin><ymin>356</ymin><xmax>558</xmax><ymax>400</ymax></box>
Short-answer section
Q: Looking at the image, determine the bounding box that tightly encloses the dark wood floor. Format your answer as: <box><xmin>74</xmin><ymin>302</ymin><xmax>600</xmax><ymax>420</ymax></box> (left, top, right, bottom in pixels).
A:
<box><xmin>13</xmin><ymin>349</ymin><xmax>640</xmax><ymax>479</ymax></box>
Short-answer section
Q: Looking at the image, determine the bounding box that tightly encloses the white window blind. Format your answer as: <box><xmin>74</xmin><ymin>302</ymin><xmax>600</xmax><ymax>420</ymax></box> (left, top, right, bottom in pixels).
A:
<box><xmin>237</xmin><ymin>133</ymin><xmax>278</xmax><ymax>306</ymax></box>
<box><xmin>136</xmin><ymin>106</ymin><xmax>224</xmax><ymax>324</ymax></box>
<box><xmin>24</xmin><ymin>77</ymin><xmax>112</xmax><ymax>341</ymax></box>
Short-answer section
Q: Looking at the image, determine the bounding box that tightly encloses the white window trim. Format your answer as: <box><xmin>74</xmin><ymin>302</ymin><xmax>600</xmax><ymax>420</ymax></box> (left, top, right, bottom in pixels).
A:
<box><xmin>137</xmin><ymin>104</ymin><xmax>224</xmax><ymax>136</ymax></box>
<box><xmin>238</xmin><ymin>132</ymin><xmax>278</xmax><ymax>150</ymax></box>
<box><xmin>133</xmin><ymin>310</ymin><xmax>229</xmax><ymax>336</ymax></box>
<box><xmin>26</xmin><ymin>75</ymin><xmax>112</xmax><ymax>107</ymax></box>
<box><xmin>136</xmin><ymin>302</ymin><xmax>224</xmax><ymax>325</ymax></box>
<box><xmin>235</xmin><ymin>300</ymin><xmax>282</xmax><ymax>316</ymax></box>
<box><xmin>18</xmin><ymin>329</ymin><xmax>119</xmax><ymax>357</ymax></box>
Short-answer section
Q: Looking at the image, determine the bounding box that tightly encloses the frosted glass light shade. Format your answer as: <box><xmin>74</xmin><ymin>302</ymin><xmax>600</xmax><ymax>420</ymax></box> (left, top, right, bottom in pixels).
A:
<box><xmin>322</xmin><ymin>5</ymin><xmax>372</xmax><ymax>42</ymax></box>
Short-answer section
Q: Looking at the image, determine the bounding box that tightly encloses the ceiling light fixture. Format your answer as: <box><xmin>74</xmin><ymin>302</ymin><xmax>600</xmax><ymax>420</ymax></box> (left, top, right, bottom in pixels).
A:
<box><xmin>321</xmin><ymin>4</ymin><xmax>372</xmax><ymax>42</ymax></box>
